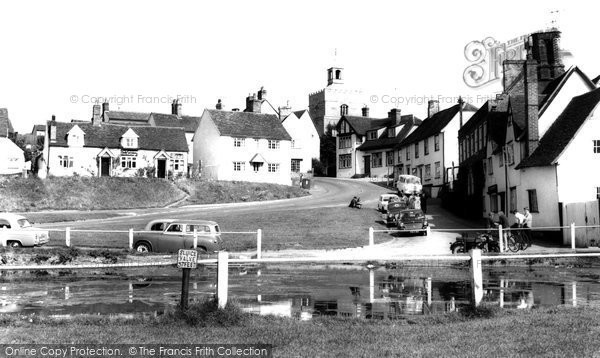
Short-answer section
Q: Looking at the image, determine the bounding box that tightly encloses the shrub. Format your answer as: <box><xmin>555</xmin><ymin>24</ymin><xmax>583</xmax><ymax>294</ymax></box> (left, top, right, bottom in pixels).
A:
<box><xmin>172</xmin><ymin>298</ymin><xmax>248</xmax><ymax>327</ymax></box>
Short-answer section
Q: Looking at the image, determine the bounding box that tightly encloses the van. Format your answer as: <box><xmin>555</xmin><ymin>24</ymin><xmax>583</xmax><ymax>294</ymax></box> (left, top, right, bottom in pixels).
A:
<box><xmin>396</xmin><ymin>174</ymin><xmax>422</xmax><ymax>195</ymax></box>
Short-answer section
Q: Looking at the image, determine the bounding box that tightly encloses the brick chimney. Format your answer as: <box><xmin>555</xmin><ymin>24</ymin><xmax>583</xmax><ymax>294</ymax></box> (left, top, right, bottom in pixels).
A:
<box><xmin>171</xmin><ymin>99</ymin><xmax>182</xmax><ymax>117</ymax></box>
<box><xmin>278</xmin><ymin>102</ymin><xmax>292</xmax><ymax>120</ymax></box>
<box><xmin>216</xmin><ymin>99</ymin><xmax>223</xmax><ymax>110</ymax></box>
<box><xmin>361</xmin><ymin>106</ymin><xmax>370</xmax><ymax>117</ymax></box>
<box><xmin>427</xmin><ymin>100</ymin><xmax>439</xmax><ymax>118</ymax></box>
<box><xmin>49</xmin><ymin>115</ymin><xmax>57</xmax><ymax>143</ymax></box>
<box><xmin>525</xmin><ymin>58</ymin><xmax>539</xmax><ymax>156</ymax></box>
<box><xmin>244</xmin><ymin>94</ymin><xmax>261</xmax><ymax>113</ymax></box>
<box><xmin>92</xmin><ymin>103</ymin><xmax>102</xmax><ymax>126</ymax></box>
<box><xmin>388</xmin><ymin>108</ymin><xmax>402</xmax><ymax>125</ymax></box>
<box><xmin>102</xmin><ymin>101</ymin><xmax>109</xmax><ymax>115</ymax></box>
<box><xmin>340</xmin><ymin>104</ymin><xmax>348</xmax><ymax>116</ymax></box>
<box><xmin>527</xmin><ymin>30</ymin><xmax>565</xmax><ymax>81</ymax></box>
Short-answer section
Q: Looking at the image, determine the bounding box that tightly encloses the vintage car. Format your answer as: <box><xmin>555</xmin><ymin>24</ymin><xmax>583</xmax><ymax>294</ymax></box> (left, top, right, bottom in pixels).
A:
<box><xmin>397</xmin><ymin>209</ymin><xmax>428</xmax><ymax>236</ymax></box>
<box><xmin>133</xmin><ymin>219</ymin><xmax>223</xmax><ymax>253</ymax></box>
<box><xmin>396</xmin><ymin>174</ymin><xmax>423</xmax><ymax>195</ymax></box>
<box><xmin>0</xmin><ymin>213</ymin><xmax>50</xmax><ymax>248</ymax></box>
<box><xmin>377</xmin><ymin>194</ymin><xmax>400</xmax><ymax>213</ymax></box>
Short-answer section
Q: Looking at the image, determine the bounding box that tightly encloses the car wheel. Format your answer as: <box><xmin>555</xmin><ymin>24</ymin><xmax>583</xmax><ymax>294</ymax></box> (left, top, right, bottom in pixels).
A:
<box><xmin>8</xmin><ymin>241</ymin><xmax>22</xmax><ymax>248</ymax></box>
<box><xmin>196</xmin><ymin>246</ymin><xmax>208</xmax><ymax>254</ymax></box>
<box><xmin>135</xmin><ymin>242</ymin><xmax>151</xmax><ymax>253</ymax></box>
<box><xmin>452</xmin><ymin>246</ymin><xmax>464</xmax><ymax>254</ymax></box>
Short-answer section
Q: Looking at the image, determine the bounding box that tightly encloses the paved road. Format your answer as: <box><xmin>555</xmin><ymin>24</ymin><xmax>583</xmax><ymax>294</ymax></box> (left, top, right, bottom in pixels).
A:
<box><xmin>39</xmin><ymin>177</ymin><xmax>392</xmax><ymax>230</ymax></box>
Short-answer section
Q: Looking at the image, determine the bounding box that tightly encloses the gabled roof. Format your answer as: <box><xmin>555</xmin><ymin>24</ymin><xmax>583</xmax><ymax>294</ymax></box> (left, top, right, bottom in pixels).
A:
<box><xmin>151</xmin><ymin>113</ymin><xmax>201</xmax><ymax>133</ymax></box>
<box><xmin>205</xmin><ymin>110</ymin><xmax>291</xmax><ymax>141</ymax></box>
<box><xmin>517</xmin><ymin>87</ymin><xmax>600</xmax><ymax>169</ymax></box>
<box><xmin>399</xmin><ymin>103</ymin><xmax>474</xmax><ymax>147</ymax></box>
<box><xmin>31</xmin><ymin>124</ymin><xmax>45</xmax><ymax>134</ymax></box>
<box><xmin>293</xmin><ymin>110</ymin><xmax>307</xmax><ymax>118</ymax></box>
<box><xmin>538</xmin><ymin>66</ymin><xmax>596</xmax><ymax>118</ymax></box>
<box><xmin>0</xmin><ymin>108</ymin><xmax>14</xmax><ymax>137</ymax></box>
<box><xmin>340</xmin><ymin>115</ymin><xmax>392</xmax><ymax>136</ymax></box>
<box><xmin>48</xmin><ymin>121</ymin><xmax>188</xmax><ymax>152</ymax></box>
<box><xmin>593</xmin><ymin>75</ymin><xmax>600</xmax><ymax>85</ymax></box>
<box><xmin>358</xmin><ymin>115</ymin><xmax>422</xmax><ymax>151</ymax></box>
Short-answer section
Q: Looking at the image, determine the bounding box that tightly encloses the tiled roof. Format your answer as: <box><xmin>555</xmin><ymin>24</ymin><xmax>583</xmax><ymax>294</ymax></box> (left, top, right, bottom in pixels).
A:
<box><xmin>341</xmin><ymin>116</ymin><xmax>392</xmax><ymax>136</ymax></box>
<box><xmin>358</xmin><ymin>115</ymin><xmax>422</xmax><ymax>151</ymax></box>
<box><xmin>151</xmin><ymin>113</ymin><xmax>201</xmax><ymax>133</ymax></box>
<box><xmin>293</xmin><ymin>110</ymin><xmax>307</xmax><ymax>118</ymax></box>
<box><xmin>517</xmin><ymin>88</ymin><xmax>600</xmax><ymax>169</ymax></box>
<box><xmin>48</xmin><ymin>121</ymin><xmax>188</xmax><ymax>152</ymax></box>
<box><xmin>205</xmin><ymin>110</ymin><xmax>291</xmax><ymax>141</ymax></box>
<box><xmin>399</xmin><ymin>103</ymin><xmax>473</xmax><ymax>146</ymax></box>
<box><xmin>0</xmin><ymin>108</ymin><xmax>14</xmax><ymax>137</ymax></box>
<box><xmin>31</xmin><ymin>124</ymin><xmax>45</xmax><ymax>134</ymax></box>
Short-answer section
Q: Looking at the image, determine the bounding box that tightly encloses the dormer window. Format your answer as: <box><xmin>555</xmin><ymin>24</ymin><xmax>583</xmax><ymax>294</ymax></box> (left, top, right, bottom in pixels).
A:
<box><xmin>121</xmin><ymin>128</ymin><xmax>139</xmax><ymax>149</ymax></box>
<box><xmin>67</xmin><ymin>125</ymin><xmax>85</xmax><ymax>147</ymax></box>
<box><xmin>367</xmin><ymin>131</ymin><xmax>377</xmax><ymax>140</ymax></box>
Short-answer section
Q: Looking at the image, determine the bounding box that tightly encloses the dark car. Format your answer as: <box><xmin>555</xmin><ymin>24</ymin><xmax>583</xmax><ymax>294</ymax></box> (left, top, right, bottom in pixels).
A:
<box><xmin>133</xmin><ymin>219</ymin><xmax>223</xmax><ymax>253</ymax></box>
<box><xmin>397</xmin><ymin>209</ymin><xmax>428</xmax><ymax>236</ymax></box>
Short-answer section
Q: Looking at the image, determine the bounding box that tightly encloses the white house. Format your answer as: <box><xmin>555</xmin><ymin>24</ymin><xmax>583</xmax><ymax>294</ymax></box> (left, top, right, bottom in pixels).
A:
<box><xmin>281</xmin><ymin>109</ymin><xmax>320</xmax><ymax>174</ymax></box>
<box><xmin>39</xmin><ymin>118</ymin><xmax>188</xmax><ymax>178</ymax></box>
<box><xmin>397</xmin><ymin>100</ymin><xmax>476</xmax><ymax>197</ymax></box>
<box><xmin>516</xmin><ymin>88</ymin><xmax>600</xmax><ymax>242</ymax></box>
<box><xmin>193</xmin><ymin>109</ymin><xmax>293</xmax><ymax>185</ymax></box>
<box><xmin>0</xmin><ymin>138</ymin><xmax>24</xmax><ymax>175</ymax></box>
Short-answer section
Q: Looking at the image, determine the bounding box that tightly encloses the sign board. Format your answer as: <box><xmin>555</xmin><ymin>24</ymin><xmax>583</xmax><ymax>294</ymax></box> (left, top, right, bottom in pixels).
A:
<box><xmin>177</xmin><ymin>249</ymin><xmax>198</xmax><ymax>269</ymax></box>
<box><xmin>121</xmin><ymin>150</ymin><xmax>138</xmax><ymax>156</ymax></box>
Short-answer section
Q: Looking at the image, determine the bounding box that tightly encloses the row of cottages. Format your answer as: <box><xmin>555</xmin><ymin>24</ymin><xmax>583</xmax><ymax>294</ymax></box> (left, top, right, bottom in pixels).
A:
<box><xmin>455</xmin><ymin>29</ymin><xmax>599</xmax><ymax>244</ymax></box>
<box><xmin>38</xmin><ymin>116</ymin><xmax>188</xmax><ymax>178</ymax></box>
<box><xmin>336</xmin><ymin>108</ymin><xmax>421</xmax><ymax>179</ymax></box>
<box><xmin>192</xmin><ymin>109</ymin><xmax>293</xmax><ymax>185</ymax></box>
<box><xmin>396</xmin><ymin>100</ymin><xmax>477</xmax><ymax>198</ymax></box>
<box><xmin>0</xmin><ymin>109</ymin><xmax>25</xmax><ymax>175</ymax></box>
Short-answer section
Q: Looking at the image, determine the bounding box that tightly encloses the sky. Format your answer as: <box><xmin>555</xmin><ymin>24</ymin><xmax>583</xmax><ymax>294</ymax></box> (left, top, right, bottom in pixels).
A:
<box><xmin>1</xmin><ymin>0</ymin><xmax>598</xmax><ymax>133</ymax></box>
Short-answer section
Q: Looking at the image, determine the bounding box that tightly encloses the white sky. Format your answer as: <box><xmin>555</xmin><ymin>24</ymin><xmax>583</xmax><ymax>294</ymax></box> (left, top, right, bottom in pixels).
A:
<box><xmin>1</xmin><ymin>0</ymin><xmax>598</xmax><ymax>133</ymax></box>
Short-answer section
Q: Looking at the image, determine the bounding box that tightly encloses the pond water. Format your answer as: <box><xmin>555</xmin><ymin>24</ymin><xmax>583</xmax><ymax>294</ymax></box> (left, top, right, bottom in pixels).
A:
<box><xmin>1</xmin><ymin>263</ymin><xmax>598</xmax><ymax>319</ymax></box>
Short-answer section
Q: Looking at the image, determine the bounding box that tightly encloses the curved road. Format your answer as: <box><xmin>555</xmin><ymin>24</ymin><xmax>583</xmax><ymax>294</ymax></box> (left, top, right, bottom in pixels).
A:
<box><xmin>39</xmin><ymin>178</ymin><xmax>393</xmax><ymax>230</ymax></box>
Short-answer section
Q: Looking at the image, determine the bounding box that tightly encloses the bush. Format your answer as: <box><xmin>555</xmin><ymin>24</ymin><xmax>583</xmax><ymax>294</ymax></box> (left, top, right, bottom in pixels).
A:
<box><xmin>171</xmin><ymin>299</ymin><xmax>248</xmax><ymax>327</ymax></box>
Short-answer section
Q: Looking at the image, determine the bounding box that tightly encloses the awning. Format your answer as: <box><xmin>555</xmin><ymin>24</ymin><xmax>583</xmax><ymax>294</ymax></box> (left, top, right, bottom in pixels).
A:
<box><xmin>250</xmin><ymin>153</ymin><xmax>267</xmax><ymax>163</ymax></box>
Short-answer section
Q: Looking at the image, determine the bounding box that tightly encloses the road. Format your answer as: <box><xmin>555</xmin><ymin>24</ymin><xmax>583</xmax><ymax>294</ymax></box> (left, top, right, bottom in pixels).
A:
<box><xmin>39</xmin><ymin>177</ymin><xmax>392</xmax><ymax>230</ymax></box>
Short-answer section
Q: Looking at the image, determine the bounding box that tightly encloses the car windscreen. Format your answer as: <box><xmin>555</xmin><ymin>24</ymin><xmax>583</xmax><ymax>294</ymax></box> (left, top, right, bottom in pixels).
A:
<box><xmin>17</xmin><ymin>219</ymin><xmax>31</xmax><ymax>228</ymax></box>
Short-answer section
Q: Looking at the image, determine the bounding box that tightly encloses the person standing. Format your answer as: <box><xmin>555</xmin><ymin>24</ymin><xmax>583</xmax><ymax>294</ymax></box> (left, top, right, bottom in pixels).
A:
<box><xmin>512</xmin><ymin>210</ymin><xmax>525</xmax><ymax>228</ymax></box>
<box><xmin>522</xmin><ymin>207</ymin><xmax>533</xmax><ymax>246</ymax></box>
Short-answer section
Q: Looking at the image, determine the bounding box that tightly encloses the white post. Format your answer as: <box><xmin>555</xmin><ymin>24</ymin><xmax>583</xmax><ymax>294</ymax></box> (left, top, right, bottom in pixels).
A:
<box><xmin>426</xmin><ymin>277</ymin><xmax>432</xmax><ymax>306</ymax></box>
<box><xmin>426</xmin><ymin>226</ymin><xmax>431</xmax><ymax>236</ymax></box>
<box><xmin>129</xmin><ymin>229</ymin><xmax>134</xmax><ymax>250</ymax></box>
<box><xmin>572</xmin><ymin>281</ymin><xmax>577</xmax><ymax>307</ymax></box>
<box><xmin>217</xmin><ymin>251</ymin><xmax>229</xmax><ymax>309</ymax></box>
<box><xmin>193</xmin><ymin>228</ymin><xmax>198</xmax><ymax>249</ymax></box>
<box><xmin>256</xmin><ymin>229</ymin><xmax>262</xmax><ymax>259</ymax></box>
<box><xmin>470</xmin><ymin>249</ymin><xmax>483</xmax><ymax>307</ymax></box>
<box><xmin>499</xmin><ymin>279</ymin><xmax>505</xmax><ymax>308</ymax></box>
<box><xmin>369</xmin><ymin>269</ymin><xmax>374</xmax><ymax>303</ymax></box>
<box><xmin>498</xmin><ymin>225</ymin><xmax>503</xmax><ymax>253</ymax></box>
<box><xmin>571</xmin><ymin>223</ymin><xmax>576</xmax><ymax>250</ymax></box>
<box><xmin>65</xmin><ymin>227</ymin><xmax>71</xmax><ymax>247</ymax></box>
<box><xmin>369</xmin><ymin>227</ymin><xmax>374</xmax><ymax>246</ymax></box>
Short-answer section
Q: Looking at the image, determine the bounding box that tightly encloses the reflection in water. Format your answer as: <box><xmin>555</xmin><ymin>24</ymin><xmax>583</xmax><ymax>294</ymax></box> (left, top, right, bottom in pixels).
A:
<box><xmin>0</xmin><ymin>265</ymin><xmax>596</xmax><ymax>318</ymax></box>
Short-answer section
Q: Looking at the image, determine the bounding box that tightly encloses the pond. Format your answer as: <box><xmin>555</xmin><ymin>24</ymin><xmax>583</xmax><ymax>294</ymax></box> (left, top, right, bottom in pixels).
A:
<box><xmin>0</xmin><ymin>263</ymin><xmax>598</xmax><ymax>319</ymax></box>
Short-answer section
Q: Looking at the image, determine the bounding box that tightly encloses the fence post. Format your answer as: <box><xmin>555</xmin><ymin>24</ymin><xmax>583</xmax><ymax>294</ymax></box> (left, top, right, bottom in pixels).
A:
<box><xmin>369</xmin><ymin>227</ymin><xmax>374</xmax><ymax>246</ymax></box>
<box><xmin>129</xmin><ymin>229</ymin><xmax>134</xmax><ymax>250</ymax></box>
<box><xmin>426</xmin><ymin>226</ymin><xmax>431</xmax><ymax>236</ymax></box>
<box><xmin>256</xmin><ymin>229</ymin><xmax>262</xmax><ymax>259</ymax></box>
<box><xmin>470</xmin><ymin>249</ymin><xmax>483</xmax><ymax>307</ymax></box>
<box><xmin>571</xmin><ymin>223</ymin><xmax>576</xmax><ymax>250</ymax></box>
<box><xmin>498</xmin><ymin>225</ymin><xmax>503</xmax><ymax>253</ymax></box>
<box><xmin>193</xmin><ymin>228</ymin><xmax>198</xmax><ymax>249</ymax></box>
<box><xmin>65</xmin><ymin>227</ymin><xmax>71</xmax><ymax>247</ymax></box>
<box><xmin>217</xmin><ymin>251</ymin><xmax>229</xmax><ymax>309</ymax></box>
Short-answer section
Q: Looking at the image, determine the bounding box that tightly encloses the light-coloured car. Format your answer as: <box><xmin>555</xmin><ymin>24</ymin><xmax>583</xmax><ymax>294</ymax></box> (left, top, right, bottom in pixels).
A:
<box><xmin>378</xmin><ymin>194</ymin><xmax>400</xmax><ymax>212</ymax></box>
<box><xmin>0</xmin><ymin>213</ymin><xmax>50</xmax><ymax>248</ymax></box>
<box><xmin>396</xmin><ymin>174</ymin><xmax>423</xmax><ymax>195</ymax></box>
<box><xmin>133</xmin><ymin>219</ymin><xmax>223</xmax><ymax>253</ymax></box>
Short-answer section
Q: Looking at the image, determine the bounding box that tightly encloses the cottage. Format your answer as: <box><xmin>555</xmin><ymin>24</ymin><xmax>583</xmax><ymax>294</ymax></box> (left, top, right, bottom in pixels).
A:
<box><xmin>280</xmin><ymin>109</ymin><xmax>320</xmax><ymax>174</ymax></box>
<box><xmin>0</xmin><ymin>138</ymin><xmax>24</xmax><ymax>175</ymax></box>
<box><xmin>193</xmin><ymin>109</ymin><xmax>293</xmax><ymax>185</ymax></box>
<box><xmin>39</xmin><ymin>117</ymin><xmax>188</xmax><ymax>179</ymax></box>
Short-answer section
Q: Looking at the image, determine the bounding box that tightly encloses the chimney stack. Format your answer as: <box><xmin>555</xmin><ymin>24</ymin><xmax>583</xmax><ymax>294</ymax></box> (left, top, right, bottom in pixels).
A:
<box><xmin>525</xmin><ymin>58</ymin><xmax>540</xmax><ymax>156</ymax></box>
<box><xmin>278</xmin><ymin>102</ymin><xmax>292</xmax><ymax>120</ymax></box>
<box><xmin>427</xmin><ymin>100</ymin><xmax>439</xmax><ymax>118</ymax></box>
<box><xmin>92</xmin><ymin>103</ymin><xmax>102</xmax><ymax>126</ymax></box>
<box><xmin>50</xmin><ymin>115</ymin><xmax>57</xmax><ymax>143</ymax></box>
<box><xmin>257</xmin><ymin>86</ymin><xmax>267</xmax><ymax>101</ymax></box>
<box><xmin>216</xmin><ymin>99</ymin><xmax>223</xmax><ymax>110</ymax></box>
<box><xmin>361</xmin><ymin>106</ymin><xmax>370</xmax><ymax>117</ymax></box>
<box><xmin>244</xmin><ymin>94</ymin><xmax>262</xmax><ymax>113</ymax></box>
<box><xmin>388</xmin><ymin>108</ymin><xmax>402</xmax><ymax>125</ymax></box>
<box><xmin>171</xmin><ymin>99</ymin><xmax>182</xmax><ymax>117</ymax></box>
<box><xmin>102</xmin><ymin>101</ymin><xmax>109</xmax><ymax>114</ymax></box>
<box><xmin>340</xmin><ymin>104</ymin><xmax>349</xmax><ymax>117</ymax></box>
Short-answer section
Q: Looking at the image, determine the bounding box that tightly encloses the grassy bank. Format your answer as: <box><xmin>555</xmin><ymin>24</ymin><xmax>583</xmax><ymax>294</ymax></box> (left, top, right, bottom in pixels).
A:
<box><xmin>0</xmin><ymin>177</ymin><xmax>308</xmax><ymax>212</ymax></box>
<box><xmin>2</xmin><ymin>305</ymin><xmax>600</xmax><ymax>357</ymax></box>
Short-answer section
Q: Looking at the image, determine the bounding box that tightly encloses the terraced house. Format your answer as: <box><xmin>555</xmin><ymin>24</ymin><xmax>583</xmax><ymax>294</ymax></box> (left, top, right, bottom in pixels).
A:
<box><xmin>396</xmin><ymin>100</ymin><xmax>476</xmax><ymax>198</ymax></box>
<box><xmin>193</xmin><ymin>109</ymin><xmax>292</xmax><ymax>185</ymax></box>
<box><xmin>38</xmin><ymin>116</ymin><xmax>188</xmax><ymax>179</ymax></box>
<box><xmin>335</xmin><ymin>108</ymin><xmax>420</xmax><ymax>179</ymax></box>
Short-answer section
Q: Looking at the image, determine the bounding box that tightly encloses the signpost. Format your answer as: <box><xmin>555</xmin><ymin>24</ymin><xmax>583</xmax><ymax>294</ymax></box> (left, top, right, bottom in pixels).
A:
<box><xmin>178</xmin><ymin>249</ymin><xmax>198</xmax><ymax>310</ymax></box>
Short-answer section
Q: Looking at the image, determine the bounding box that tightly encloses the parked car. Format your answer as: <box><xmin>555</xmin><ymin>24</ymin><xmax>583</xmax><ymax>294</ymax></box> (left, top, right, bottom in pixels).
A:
<box><xmin>0</xmin><ymin>213</ymin><xmax>50</xmax><ymax>248</ymax></box>
<box><xmin>133</xmin><ymin>219</ymin><xmax>223</xmax><ymax>253</ymax></box>
<box><xmin>397</xmin><ymin>209</ymin><xmax>428</xmax><ymax>236</ymax></box>
<box><xmin>378</xmin><ymin>194</ymin><xmax>400</xmax><ymax>213</ymax></box>
<box><xmin>396</xmin><ymin>174</ymin><xmax>423</xmax><ymax>195</ymax></box>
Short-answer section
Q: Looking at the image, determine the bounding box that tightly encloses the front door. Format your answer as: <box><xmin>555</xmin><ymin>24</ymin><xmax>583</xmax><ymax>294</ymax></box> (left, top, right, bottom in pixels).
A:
<box><xmin>157</xmin><ymin>159</ymin><xmax>166</xmax><ymax>178</ymax></box>
<box><xmin>363</xmin><ymin>156</ymin><xmax>371</xmax><ymax>176</ymax></box>
<box><xmin>100</xmin><ymin>157</ymin><xmax>111</xmax><ymax>177</ymax></box>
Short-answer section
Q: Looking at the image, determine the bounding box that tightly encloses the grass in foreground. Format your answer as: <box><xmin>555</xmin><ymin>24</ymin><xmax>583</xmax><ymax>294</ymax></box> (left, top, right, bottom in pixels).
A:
<box><xmin>2</xmin><ymin>304</ymin><xmax>600</xmax><ymax>357</ymax></box>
